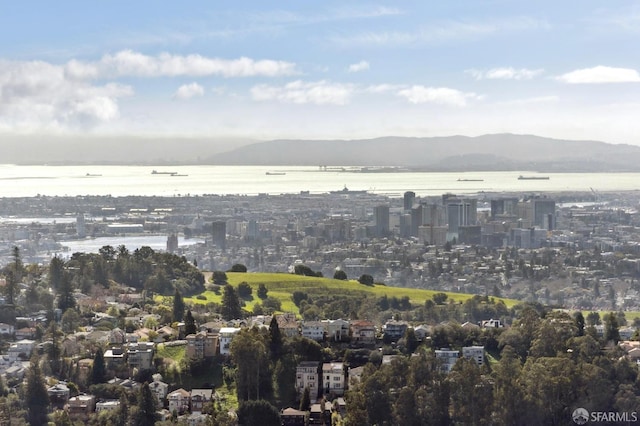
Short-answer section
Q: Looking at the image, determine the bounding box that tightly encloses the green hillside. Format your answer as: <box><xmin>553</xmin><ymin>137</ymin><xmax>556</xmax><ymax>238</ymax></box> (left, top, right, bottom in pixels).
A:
<box><xmin>184</xmin><ymin>272</ymin><xmax>520</xmax><ymax>313</ymax></box>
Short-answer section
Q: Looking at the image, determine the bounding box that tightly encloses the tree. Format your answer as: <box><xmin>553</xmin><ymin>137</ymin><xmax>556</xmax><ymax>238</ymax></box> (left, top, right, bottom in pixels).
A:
<box><xmin>492</xmin><ymin>345</ymin><xmax>525</xmax><ymax>425</ymax></box>
<box><xmin>57</xmin><ymin>271</ymin><xmax>76</xmax><ymax>312</ymax></box>
<box><xmin>115</xmin><ymin>393</ymin><xmax>128</xmax><ymax>426</ymax></box>
<box><xmin>333</xmin><ymin>270</ymin><xmax>348</xmax><ymax>280</ymax></box>
<box><xmin>269</xmin><ymin>316</ymin><xmax>282</xmax><ymax>359</ymax></box>
<box><xmin>432</xmin><ymin>292</ymin><xmax>448</xmax><ymax>305</ymax></box>
<box><xmin>604</xmin><ymin>312</ymin><xmax>621</xmax><ymax>344</ymax></box>
<box><xmin>212</xmin><ymin>270</ymin><xmax>228</xmax><ymax>284</ymax></box>
<box><xmin>92</xmin><ymin>349</ymin><xmax>106</xmax><ymax>384</ymax></box>
<box><xmin>221</xmin><ymin>285</ymin><xmax>242</xmax><ymax>320</ymax></box>
<box><xmin>299</xmin><ymin>387</ymin><xmax>311</xmax><ymax>411</ymax></box>
<box><xmin>172</xmin><ymin>289</ymin><xmax>185</xmax><ymax>323</ymax></box>
<box><xmin>4</xmin><ymin>246</ymin><xmax>22</xmax><ymax>305</ymax></box>
<box><xmin>184</xmin><ymin>310</ymin><xmax>197</xmax><ymax>336</ymax></box>
<box><xmin>237</xmin><ymin>400</ymin><xmax>280</xmax><ymax>426</ymax></box>
<box><xmin>61</xmin><ymin>308</ymin><xmax>80</xmax><ymax>333</ymax></box>
<box><xmin>238</xmin><ymin>282</ymin><xmax>252</xmax><ymax>298</ymax></box>
<box><xmin>229</xmin><ymin>263</ymin><xmax>248</xmax><ymax>272</ymax></box>
<box><xmin>25</xmin><ymin>355</ymin><xmax>49</xmax><ymax>426</ymax></box>
<box><xmin>573</xmin><ymin>311</ymin><xmax>585</xmax><ymax>337</ymax></box>
<box><xmin>230</xmin><ymin>329</ymin><xmax>272</xmax><ymax>401</ymax></box>
<box><xmin>257</xmin><ymin>283</ymin><xmax>268</xmax><ymax>299</ymax></box>
<box><xmin>358</xmin><ymin>274</ymin><xmax>374</xmax><ymax>286</ymax></box>
<box><xmin>132</xmin><ymin>382</ymin><xmax>158</xmax><ymax>426</ymax></box>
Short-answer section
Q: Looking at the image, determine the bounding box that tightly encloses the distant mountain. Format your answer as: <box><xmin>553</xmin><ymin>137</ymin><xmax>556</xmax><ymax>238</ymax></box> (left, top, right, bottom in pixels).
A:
<box><xmin>210</xmin><ymin>134</ymin><xmax>640</xmax><ymax>172</ymax></box>
<box><xmin>4</xmin><ymin>133</ymin><xmax>640</xmax><ymax>171</ymax></box>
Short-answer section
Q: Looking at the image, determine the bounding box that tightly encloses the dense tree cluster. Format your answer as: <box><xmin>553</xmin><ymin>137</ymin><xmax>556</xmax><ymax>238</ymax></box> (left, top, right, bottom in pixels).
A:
<box><xmin>346</xmin><ymin>307</ymin><xmax>640</xmax><ymax>426</ymax></box>
<box><xmin>57</xmin><ymin>245</ymin><xmax>204</xmax><ymax>296</ymax></box>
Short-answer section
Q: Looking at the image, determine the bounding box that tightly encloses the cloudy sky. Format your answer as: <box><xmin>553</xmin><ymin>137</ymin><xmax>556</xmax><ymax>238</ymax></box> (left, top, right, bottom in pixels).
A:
<box><xmin>2</xmin><ymin>1</ymin><xmax>640</xmax><ymax>144</ymax></box>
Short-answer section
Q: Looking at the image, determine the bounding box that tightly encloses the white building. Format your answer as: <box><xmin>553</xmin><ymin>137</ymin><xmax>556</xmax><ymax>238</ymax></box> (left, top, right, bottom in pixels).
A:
<box><xmin>296</xmin><ymin>361</ymin><xmax>320</xmax><ymax>403</ymax></box>
<box><xmin>462</xmin><ymin>346</ymin><xmax>485</xmax><ymax>367</ymax></box>
<box><xmin>322</xmin><ymin>362</ymin><xmax>346</xmax><ymax>396</ymax></box>
<box><xmin>96</xmin><ymin>400</ymin><xmax>120</xmax><ymax>412</ymax></box>
<box><xmin>435</xmin><ymin>348</ymin><xmax>459</xmax><ymax>373</ymax></box>
<box><xmin>301</xmin><ymin>321</ymin><xmax>325</xmax><ymax>342</ymax></box>
<box><xmin>219</xmin><ymin>327</ymin><xmax>241</xmax><ymax>355</ymax></box>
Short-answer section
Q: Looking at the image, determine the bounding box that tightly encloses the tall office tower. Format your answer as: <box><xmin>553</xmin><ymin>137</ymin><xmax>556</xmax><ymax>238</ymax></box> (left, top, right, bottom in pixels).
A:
<box><xmin>212</xmin><ymin>221</ymin><xmax>227</xmax><ymax>250</ymax></box>
<box><xmin>411</xmin><ymin>204</ymin><xmax>423</xmax><ymax>236</ymax></box>
<box><xmin>166</xmin><ymin>233</ymin><xmax>178</xmax><ymax>253</ymax></box>
<box><xmin>76</xmin><ymin>214</ymin><xmax>86</xmax><ymax>238</ymax></box>
<box><xmin>533</xmin><ymin>199</ymin><xmax>556</xmax><ymax>230</ymax></box>
<box><xmin>490</xmin><ymin>198</ymin><xmax>519</xmax><ymax>219</ymax></box>
<box><xmin>446</xmin><ymin>198</ymin><xmax>477</xmax><ymax>234</ymax></box>
<box><xmin>374</xmin><ymin>205</ymin><xmax>390</xmax><ymax>237</ymax></box>
<box><xmin>403</xmin><ymin>191</ymin><xmax>416</xmax><ymax>211</ymax></box>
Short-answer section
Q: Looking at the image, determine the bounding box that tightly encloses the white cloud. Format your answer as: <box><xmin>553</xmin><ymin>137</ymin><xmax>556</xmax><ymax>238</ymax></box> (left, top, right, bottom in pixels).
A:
<box><xmin>348</xmin><ymin>61</ymin><xmax>370</xmax><ymax>73</ymax></box>
<box><xmin>251</xmin><ymin>80</ymin><xmax>354</xmax><ymax>105</ymax></box>
<box><xmin>467</xmin><ymin>67</ymin><xmax>544</xmax><ymax>80</ymax></box>
<box><xmin>329</xmin><ymin>16</ymin><xmax>549</xmax><ymax>47</ymax></box>
<box><xmin>65</xmin><ymin>50</ymin><xmax>298</xmax><ymax>79</ymax></box>
<box><xmin>365</xmin><ymin>83</ymin><xmax>404</xmax><ymax>93</ymax></box>
<box><xmin>0</xmin><ymin>59</ymin><xmax>132</xmax><ymax>131</ymax></box>
<box><xmin>556</xmin><ymin>66</ymin><xmax>640</xmax><ymax>84</ymax></box>
<box><xmin>173</xmin><ymin>83</ymin><xmax>205</xmax><ymax>100</ymax></box>
<box><xmin>397</xmin><ymin>85</ymin><xmax>479</xmax><ymax>107</ymax></box>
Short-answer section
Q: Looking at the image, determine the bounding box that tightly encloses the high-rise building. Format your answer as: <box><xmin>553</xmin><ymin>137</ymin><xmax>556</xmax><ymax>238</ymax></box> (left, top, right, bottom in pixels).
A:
<box><xmin>166</xmin><ymin>233</ymin><xmax>178</xmax><ymax>253</ymax></box>
<box><xmin>446</xmin><ymin>198</ymin><xmax>477</xmax><ymax>235</ymax></box>
<box><xmin>212</xmin><ymin>221</ymin><xmax>226</xmax><ymax>250</ymax></box>
<box><xmin>373</xmin><ymin>205</ymin><xmax>390</xmax><ymax>237</ymax></box>
<box><xmin>403</xmin><ymin>191</ymin><xmax>416</xmax><ymax>211</ymax></box>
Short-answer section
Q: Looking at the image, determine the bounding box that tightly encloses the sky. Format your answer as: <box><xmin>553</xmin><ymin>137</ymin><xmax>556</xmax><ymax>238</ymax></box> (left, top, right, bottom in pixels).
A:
<box><xmin>2</xmin><ymin>1</ymin><xmax>640</xmax><ymax>144</ymax></box>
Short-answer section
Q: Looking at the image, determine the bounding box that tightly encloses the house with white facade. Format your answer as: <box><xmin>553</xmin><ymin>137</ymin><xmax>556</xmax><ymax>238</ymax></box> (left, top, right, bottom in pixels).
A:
<box><xmin>219</xmin><ymin>327</ymin><xmax>241</xmax><ymax>355</ymax></box>
<box><xmin>435</xmin><ymin>348</ymin><xmax>459</xmax><ymax>373</ymax></box>
<box><xmin>322</xmin><ymin>362</ymin><xmax>345</xmax><ymax>396</ymax></box>
<box><xmin>462</xmin><ymin>346</ymin><xmax>485</xmax><ymax>367</ymax></box>
<box><xmin>168</xmin><ymin>388</ymin><xmax>190</xmax><ymax>415</ymax></box>
<box><xmin>301</xmin><ymin>321</ymin><xmax>325</xmax><ymax>342</ymax></box>
<box><xmin>296</xmin><ymin>361</ymin><xmax>320</xmax><ymax>403</ymax></box>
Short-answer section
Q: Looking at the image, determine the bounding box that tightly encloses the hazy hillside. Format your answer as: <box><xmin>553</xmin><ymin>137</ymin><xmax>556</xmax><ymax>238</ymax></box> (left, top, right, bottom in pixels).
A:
<box><xmin>210</xmin><ymin>134</ymin><xmax>640</xmax><ymax>172</ymax></box>
<box><xmin>5</xmin><ymin>133</ymin><xmax>640</xmax><ymax>171</ymax></box>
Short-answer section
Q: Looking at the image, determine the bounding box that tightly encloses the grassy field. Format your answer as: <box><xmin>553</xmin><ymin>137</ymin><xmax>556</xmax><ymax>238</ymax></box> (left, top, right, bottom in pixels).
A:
<box><xmin>183</xmin><ymin>272</ymin><xmax>521</xmax><ymax>312</ymax></box>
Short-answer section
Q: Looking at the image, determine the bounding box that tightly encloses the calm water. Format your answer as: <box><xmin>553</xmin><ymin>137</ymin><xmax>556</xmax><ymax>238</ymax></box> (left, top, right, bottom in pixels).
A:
<box><xmin>1</xmin><ymin>164</ymin><xmax>639</xmax><ymax>197</ymax></box>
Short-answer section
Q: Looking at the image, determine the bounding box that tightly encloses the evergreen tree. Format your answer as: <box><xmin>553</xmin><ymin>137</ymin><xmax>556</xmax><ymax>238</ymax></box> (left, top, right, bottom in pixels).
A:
<box><xmin>237</xmin><ymin>400</ymin><xmax>280</xmax><ymax>426</ymax></box>
<box><xmin>25</xmin><ymin>355</ymin><xmax>49</xmax><ymax>426</ymax></box>
<box><xmin>115</xmin><ymin>392</ymin><xmax>128</xmax><ymax>426</ymax></box>
<box><xmin>604</xmin><ymin>312</ymin><xmax>621</xmax><ymax>344</ymax></box>
<box><xmin>269</xmin><ymin>315</ymin><xmax>282</xmax><ymax>359</ymax></box>
<box><xmin>91</xmin><ymin>348</ymin><xmax>106</xmax><ymax>384</ymax></box>
<box><xmin>172</xmin><ymin>289</ymin><xmax>185</xmax><ymax>323</ymax></box>
<box><xmin>574</xmin><ymin>311</ymin><xmax>586</xmax><ymax>337</ymax></box>
<box><xmin>133</xmin><ymin>382</ymin><xmax>158</xmax><ymax>426</ymax></box>
<box><xmin>184</xmin><ymin>310</ymin><xmax>197</xmax><ymax>336</ymax></box>
<box><xmin>257</xmin><ymin>283</ymin><xmax>268</xmax><ymax>299</ymax></box>
<box><xmin>299</xmin><ymin>387</ymin><xmax>311</xmax><ymax>411</ymax></box>
<box><xmin>57</xmin><ymin>271</ymin><xmax>76</xmax><ymax>312</ymax></box>
<box><xmin>221</xmin><ymin>284</ymin><xmax>242</xmax><ymax>320</ymax></box>
<box><xmin>49</xmin><ymin>255</ymin><xmax>65</xmax><ymax>291</ymax></box>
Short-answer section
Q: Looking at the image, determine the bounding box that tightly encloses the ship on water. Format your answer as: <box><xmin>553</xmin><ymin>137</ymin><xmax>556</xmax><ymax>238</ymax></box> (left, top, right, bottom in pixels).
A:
<box><xmin>151</xmin><ymin>170</ymin><xmax>178</xmax><ymax>175</ymax></box>
<box><xmin>518</xmin><ymin>175</ymin><xmax>550</xmax><ymax>180</ymax></box>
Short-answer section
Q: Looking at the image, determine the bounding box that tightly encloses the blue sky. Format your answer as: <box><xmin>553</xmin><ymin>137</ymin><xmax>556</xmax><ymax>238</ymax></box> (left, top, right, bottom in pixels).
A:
<box><xmin>2</xmin><ymin>1</ymin><xmax>640</xmax><ymax>144</ymax></box>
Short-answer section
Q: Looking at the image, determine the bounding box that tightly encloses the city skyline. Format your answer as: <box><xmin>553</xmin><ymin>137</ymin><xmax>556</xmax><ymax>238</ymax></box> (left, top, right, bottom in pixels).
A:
<box><xmin>2</xmin><ymin>1</ymin><xmax>640</xmax><ymax>145</ymax></box>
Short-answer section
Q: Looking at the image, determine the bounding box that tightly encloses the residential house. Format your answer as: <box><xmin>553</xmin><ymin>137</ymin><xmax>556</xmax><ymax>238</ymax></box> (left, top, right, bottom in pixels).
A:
<box><xmin>157</xmin><ymin>325</ymin><xmax>179</xmax><ymax>341</ymax></box>
<box><xmin>0</xmin><ymin>323</ymin><xmax>14</xmax><ymax>336</ymax></box>
<box><xmin>167</xmin><ymin>388</ymin><xmax>190</xmax><ymax>415</ymax></box>
<box><xmin>301</xmin><ymin>321</ymin><xmax>325</xmax><ymax>342</ymax></box>
<box><xmin>67</xmin><ymin>394</ymin><xmax>96</xmax><ymax>420</ymax></box>
<box><xmin>296</xmin><ymin>361</ymin><xmax>320</xmax><ymax>403</ymax></box>
<box><xmin>383</xmin><ymin>320</ymin><xmax>408</xmax><ymax>341</ymax></box>
<box><xmin>281</xmin><ymin>407</ymin><xmax>307</xmax><ymax>426</ymax></box>
<box><xmin>322</xmin><ymin>362</ymin><xmax>345</xmax><ymax>396</ymax></box>
<box><xmin>348</xmin><ymin>366</ymin><xmax>364</xmax><ymax>387</ymax></box>
<box><xmin>7</xmin><ymin>339</ymin><xmax>35</xmax><ymax>362</ymax></box>
<box><xmin>104</xmin><ymin>347</ymin><xmax>125</xmax><ymax>368</ymax></box>
<box><xmin>186</xmin><ymin>412</ymin><xmax>209</xmax><ymax>426</ymax></box>
<box><xmin>309</xmin><ymin>402</ymin><xmax>332</xmax><ymax>426</ymax></box>
<box><xmin>219</xmin><ymin>327</ymin><xmax>240</xmax><ymax>355</ymax></box>
<box><xmin>15</xmin><ymin>327</ymin><xmax>36</xmax><ymax>339</ymax></box>
<box><xmin>350</xmin><ymin>320</ymin><xmax>376</xmax><ymax>346</ymax></box>
<box><xmin>435</xmin><ymin>348</ymin><xmax>459</xmax><ymax>373</ymax></box>
<box><xmin>190</xmin><ymin>389</ymin><xmax>213</xmax><ymax>413</ymax></box>
<box><xmin>127</xmin><ymin>342</ymin><xmax>155</xmax><ymax>371</ymax></box>
<box><xmin>321</xmin><ymin>319</ymin><xmax>350</xmax><ymax>342</ymax></box>
<box><xmin>47</xmin><ymin>382</ymin><xmax>70</xmax><ymax>408</ymax></box>
<box><xmin>462</xmin><ymin>346</ymin><xmax>485</xmax><ymax>367</ymax></box>
<box><xmin>95</xmin><ymin>400</ymin><xmax>120</xmax><ymax>413</ymax></box>
<box><xmin>186</xmin><ymin>332</ymin><xmax>218</xmax><ymax>359</ymax></box>
<box><xmin>149</xmin><ymin>379</ymin><xmax>169</xmax><ymax>406</ymax></box>
<box><xmin>414</xmin><ymin>324</ymin><xmax>430</xmax><ymax>341</ymax></box>
<box><xmin>481</xmin><ymin>319</ymin><xmax>503</xmax><ymax>328</ymax></box>
<box><xmin>276</xmin><ymin>313</ymin><xmax>300</xmax><ymax>338</ymax></box>
<box><xmin>108</xmin><ymin>327</ymin><xmax>126</xmax><ymax>345</ymax></box>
